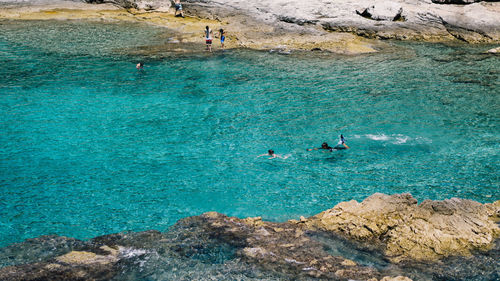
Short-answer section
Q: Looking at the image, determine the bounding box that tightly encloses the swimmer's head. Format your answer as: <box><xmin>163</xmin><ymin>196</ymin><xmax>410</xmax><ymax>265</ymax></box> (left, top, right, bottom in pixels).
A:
<box><xmin>268</xmin><ymin>149</ymin><xmax>274</xmax><ymax>155</ymax></box>
<box><xmin>139</xmin><ymin>62</ymin><xmax>143</xmax><ymax>67</ymax></box>
<box><xmin>206</xmin><ymin>26</ymin><xmax>209</xmax><ymax>30</ymax></box>
<box><xmin>321</xmin><ymin>142</ymin><xmax>328</xmax><ymax>148</ymax></box>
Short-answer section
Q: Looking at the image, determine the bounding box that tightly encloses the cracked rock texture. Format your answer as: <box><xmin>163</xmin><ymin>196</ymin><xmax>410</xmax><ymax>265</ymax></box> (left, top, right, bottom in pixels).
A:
<box><xmin>177</xmin><ymin>0</ymin><xmax>500</xmax><ymax>43</ymax></box>
<box><xmin>1</xmin><ymin>0</ymin><xmax>499</xmax><ymax>43</ymax></box>
<box><xmin>303</xmin><ymin>193</ymin><xmax>500</xmax><ymax>262</ymax></box>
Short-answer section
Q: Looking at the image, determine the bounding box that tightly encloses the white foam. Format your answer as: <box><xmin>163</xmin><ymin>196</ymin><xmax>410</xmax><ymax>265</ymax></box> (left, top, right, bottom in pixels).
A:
<box><xmin>364</xmin><ymin>133</ymin><xmax>433</xmax><ymax>145</ymax></box>
<box><xmin>120</xmin><ymin>247</ymin><xmax>148</xmax><ymax>259</ymax></box>
<box><xmin>394</xmin><ymin>135</ymin><xmax>409</xmax><ymax>144</ymax></box>
<box><xmin>365</xmin><ymin>134</ymin><xmax>390</xmax><ymax>141</ymax></box>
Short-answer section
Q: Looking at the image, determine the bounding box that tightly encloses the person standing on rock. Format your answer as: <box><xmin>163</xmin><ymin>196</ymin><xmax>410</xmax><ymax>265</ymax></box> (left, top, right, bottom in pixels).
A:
<box><xmin>205</xmin><ymin>26</ymin><xmax>213</xmax><ymax>52</ymax></box>
<box><xmin>174</xmin><ymin>0</ymin><xmax>184</xmax><ymax>18</ymax></box>
<box><xmin>219</xmin><ymin>28</ymin><xmax>226</xmax><ymax>49</ymax></box>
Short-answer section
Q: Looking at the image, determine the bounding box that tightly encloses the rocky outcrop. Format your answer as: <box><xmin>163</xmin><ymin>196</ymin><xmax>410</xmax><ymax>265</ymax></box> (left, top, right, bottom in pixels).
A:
<box><xmin>431</xmin><ymin>0</ymin><xmax>487</xmax><ymax>4</ymax></box>
<box><xmin>356</xmin><ymin>3</ymin><xmax>405</xmax><ymax>22</ymax></box>
<box><xmin>178</xmin><ymin>0</ymin><xmax>500</xmax><ymax>43</ymax></box>
<box><xmin>0</xmin><ymin>194</ymin><xmax>498</xmax><ymax>280</ymax></box>
<box><xmin>1</xmin><ymin>0</ymin><xmax>499</xmax><ymax>44</ymax></box>
<box><xmin>304</xmin><ymin>193</ymin><xmax>500</xmax><ymax>262</ymax></box>
<box><xmin>0</xmin><ymin>231</ymin><xmax>163</xmax><ymax>281</ymax></box>
<box><xmin>0</xmin><ymin>246</ymin><xmax>121</xmax><ymax>281</ymax></box>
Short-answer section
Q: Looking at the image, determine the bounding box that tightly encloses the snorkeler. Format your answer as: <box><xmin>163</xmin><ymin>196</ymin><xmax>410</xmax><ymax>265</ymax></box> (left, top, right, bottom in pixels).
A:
<box><xmin>257</xmin><ymin>149</ymin><xmax>287</xmax><ymax>159</ymax></box>
<box><xmin>307</xmin><ymin>142</ymin><xmax>334</xmax><ymax>152</ymax></box>
<box><xmin>337</xmin><ymin>134</ymin><xmax>350</xmax><ymax>149</ymax></box>
<box><xmin>136</xmin><ymin>62</ymin><xmax>144</xmax><ymax>70</ymax></box>
<box><xmin>308</xmin><ymin>136</ymin><xmax>349</xmax><ymax>152</ymax></box>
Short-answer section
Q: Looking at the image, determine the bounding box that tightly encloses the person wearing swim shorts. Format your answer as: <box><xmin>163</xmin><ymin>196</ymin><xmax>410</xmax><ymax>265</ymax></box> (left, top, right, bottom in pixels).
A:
<box><xmin>174</xmin><ymin>0</ymin><xmax>184</xmax><ymax>17</ymax></box>
<box><xmin>205</xmin><ymin>26</ymin><xmax>213</xmax><ymax>52</ymax></box>
<box><xmin>219</xmin><ymin>28</ymin><xmax>225</xmax><ymax>48</ymax></box>
<box><xmin>337</xmin><ymin>134</ymin><xmax>349</xmax><ymax>149</ymax></box>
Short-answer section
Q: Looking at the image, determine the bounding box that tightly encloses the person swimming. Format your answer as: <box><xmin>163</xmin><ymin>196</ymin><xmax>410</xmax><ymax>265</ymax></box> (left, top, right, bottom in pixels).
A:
<box><xmin>307</xmin><ymin>142</ymin><xmax>334</xmax><ymax>152</ymax></box>
<box><xmin>308</xmin><ymin>136</ymin><xmax>349</xmax><ymax>152</ymax></box>
<box><xmin>136</xmin><ymin>62</ymin><xmax>144</xmax><ymax>70</ymax></box>
<box><xmin>336</xmin><ymin>134</ymin><xmax>350</xmax><ymax>149</ymax></box>
<box><xmin>257</xmin><ymin>149</ymin><xmax>287</xmax><ymax>159</ymax></box>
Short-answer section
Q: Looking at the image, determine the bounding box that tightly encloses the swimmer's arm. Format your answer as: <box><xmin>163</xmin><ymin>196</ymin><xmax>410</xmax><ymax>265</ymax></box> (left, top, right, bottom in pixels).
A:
<box><xmin>256</xmin><ymin>154</ymin><xmax>268</xmax><ymax>158</ymax></box>
<box><xmin>307</xmin><ymin>148</ymin><xmax>319</xmax><ymax>151</ymax></box>
<box><xmin>343</xmin><ymin>143</ymin><xmax>350</xmax><ymax>149</ymax></box>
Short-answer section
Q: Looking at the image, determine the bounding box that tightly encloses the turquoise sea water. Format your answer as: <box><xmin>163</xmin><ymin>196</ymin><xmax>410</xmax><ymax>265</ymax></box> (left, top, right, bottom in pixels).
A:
<box><xmin>0</xmin><ymin>20</ymin><xmax>499</xmax><ymax>248</ymax></box>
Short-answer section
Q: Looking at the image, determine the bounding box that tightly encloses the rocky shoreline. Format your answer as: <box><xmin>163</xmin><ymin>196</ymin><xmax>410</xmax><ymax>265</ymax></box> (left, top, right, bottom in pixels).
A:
<box><xmin>1</xmin><ymin>0</ymin><xmax>499</xmax><ymax>55</ymax></box>
<box><xmin>1</xmin><ymin>193</ymin><xmax>498</xmax><ymax>280</ymax></box>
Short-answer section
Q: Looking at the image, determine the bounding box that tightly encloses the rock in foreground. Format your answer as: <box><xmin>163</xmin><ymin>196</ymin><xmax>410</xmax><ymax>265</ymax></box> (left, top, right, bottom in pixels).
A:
<box><xmin>0</xmin><ymin>193</ymin><xmax>498</xmax><ymax>280</ymax></box>
<box><xmin>304</xmin><ymin>193</ymin><xmax>500</xmax><ymax>262</ymax></box>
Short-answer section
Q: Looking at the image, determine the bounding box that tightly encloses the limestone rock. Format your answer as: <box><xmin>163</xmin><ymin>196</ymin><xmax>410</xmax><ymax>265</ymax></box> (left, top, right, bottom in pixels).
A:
<box><xmin>305</xmin><ymin>193</ymin><xmax>500</xmax><ymax>262</ymax></box>
<box><xmin>56</xmin><ymin>246</ymin><xmax>119</xmax><ymax>265</ymax></box>
<box><xmin>0</xmin><ymin>231</ymin><xmax>158</xmax><ymax>281</ymax></box>
<box><xmin>432</xmin><ymin>0</ymin><xmax>481</xmax><ymax>4</ymax></box>
<box><xmin>0</xmin><ymin>196</ymin><xmax>498</xmax><ymax>280</ymax></box>
<box><xmin>3</xmin><ymin>0</ymin><xmax>500</xmax><ymax>43</ymax></box>
<box><xmin>84</xmin><ymin>0</ymin><xmax>171</xmax><ymax>11</ymax></box>
<box><xmin>486</xmin><ymin>46</ymin><xmax>500</xmax><ymax>54</ymax></box>
<box><xmin>356</xmin><ymin>2</ymin><xmax>405</xmax><ymax>21</ymax></box>
<box><xmin>178</xmin><ymin>0</ymin><xmax>500</xmax><ymax>43</ymax></box>
<box><xmin>381</xmin><ymin>276</ymin><xmax>413</xmax><ymax>281</ymax></box>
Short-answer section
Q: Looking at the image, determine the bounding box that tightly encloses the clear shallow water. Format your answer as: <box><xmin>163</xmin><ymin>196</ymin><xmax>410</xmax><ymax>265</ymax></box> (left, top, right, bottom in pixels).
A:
<box><xmin>0</xmin><ymin>20</ymin><xmax>499</xmax><ymax>247</ymax></box>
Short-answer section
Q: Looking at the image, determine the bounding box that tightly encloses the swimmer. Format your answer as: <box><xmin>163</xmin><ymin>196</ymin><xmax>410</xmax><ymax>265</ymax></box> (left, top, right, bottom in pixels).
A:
<box><xmin>257</xmin><ymin>149</ymin><xmax>287</xmax><ymax>159</ymax></box>
<box><xmin>136</xmin><ymin>62</ymin><xmax>144</xmax><ymax>70</ymax></box>
<box><xmin>307</xmin><ymin>142</ymin><xmax>334</xmax><ymax>152</ymax></box>
<box><xmin>337</xmin><ymin>134</ymin><xmax>350</xmax><ymax>149</ymax></box>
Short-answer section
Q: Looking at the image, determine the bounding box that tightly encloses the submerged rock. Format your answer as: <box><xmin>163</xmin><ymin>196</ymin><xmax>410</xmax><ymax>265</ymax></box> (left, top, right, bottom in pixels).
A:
<box><xmin>171</xmin><ymin>212</ymin><xmax>383</xmax><ymax>280</ymax></box>
<box><xmin>486</xmin><ymin>46</ymin><xmax>500</xmax><ymax>54</ymax></box>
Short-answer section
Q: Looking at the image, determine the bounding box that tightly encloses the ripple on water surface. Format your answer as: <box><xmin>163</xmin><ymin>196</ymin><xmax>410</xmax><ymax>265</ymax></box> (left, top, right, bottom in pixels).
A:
<box><xmin>0</xmin><ymin>20</ymin><xmax>499</xmax><ymax>247</ymax></box>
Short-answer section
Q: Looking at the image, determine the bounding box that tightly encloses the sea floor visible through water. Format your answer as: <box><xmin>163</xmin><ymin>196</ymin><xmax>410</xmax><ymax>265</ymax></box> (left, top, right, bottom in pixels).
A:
<box><xmin>0</xmin><ymin>19</ymin><xmax>499</xmax><ymax>251</ymax></box>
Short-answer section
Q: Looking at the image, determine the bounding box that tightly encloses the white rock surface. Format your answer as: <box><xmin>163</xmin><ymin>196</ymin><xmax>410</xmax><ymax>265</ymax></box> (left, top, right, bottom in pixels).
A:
<box><xmin>0</xmin><ymin>0</ymin><xmax>498</xmax><ymax>42</ymax></box>
<box><xmin>181</xmin><ymin>0</ymin><xmax>500</xmax><ymax>42</ymax></box>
